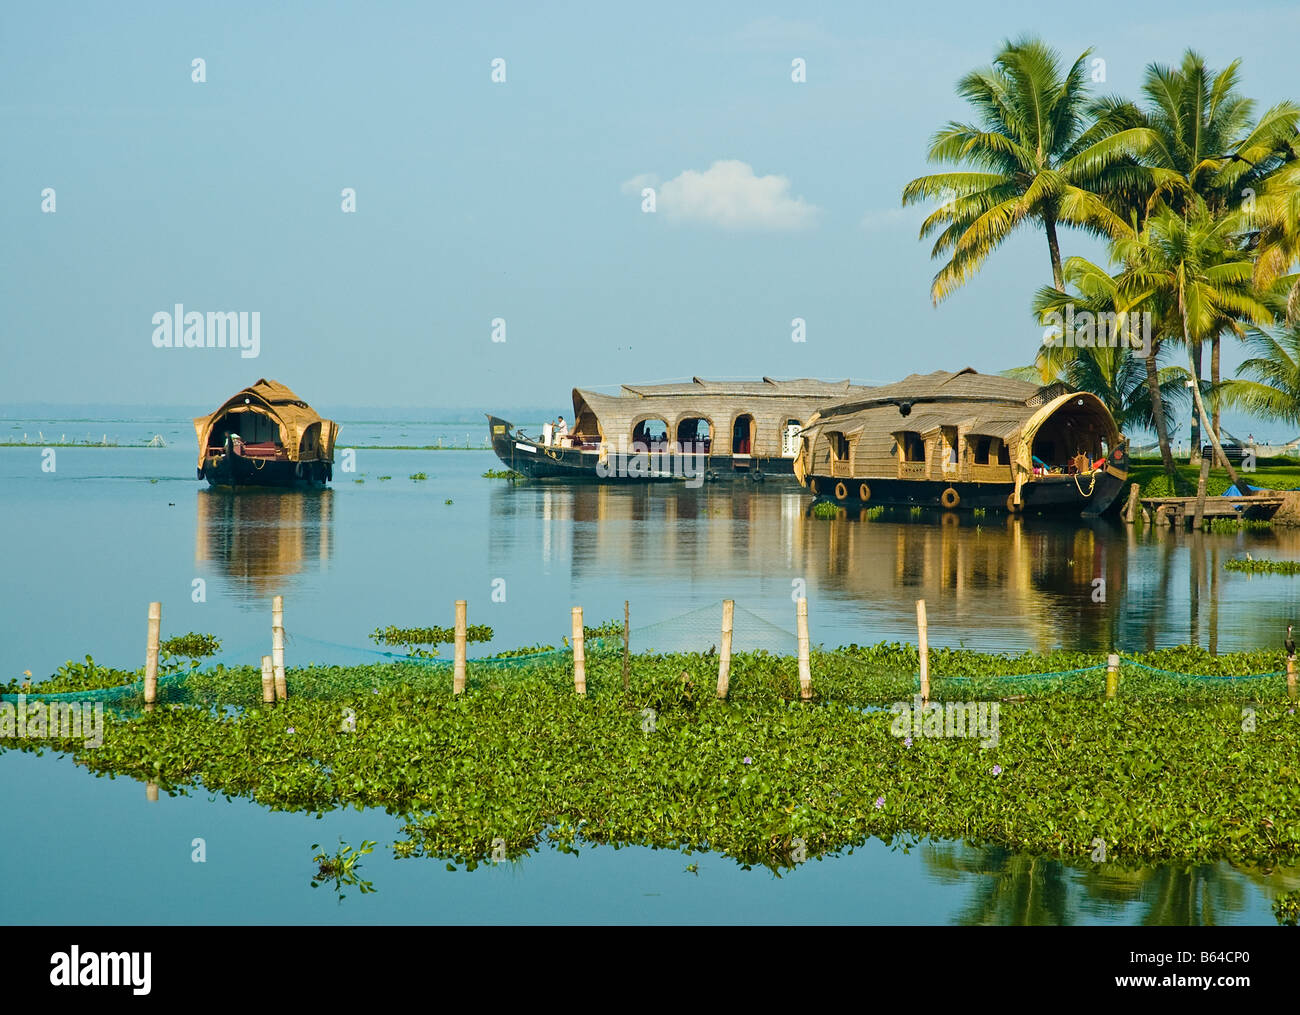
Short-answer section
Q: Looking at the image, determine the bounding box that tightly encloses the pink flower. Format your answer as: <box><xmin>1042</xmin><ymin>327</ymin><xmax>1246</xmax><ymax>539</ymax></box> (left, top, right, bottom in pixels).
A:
<box><xmin>874</xmin><ymin>796</ymin><xmax>885</xmax><ymax>809</ymax></box>
<box><xmin>991</xmin><ymin>765</ymin><xmax>1002</xmax><ymax>776</ymax></box>
<box><xmin>903</xmin><ymin>737</ymin><xmax>913</xmax><ymax>748</ymax></box>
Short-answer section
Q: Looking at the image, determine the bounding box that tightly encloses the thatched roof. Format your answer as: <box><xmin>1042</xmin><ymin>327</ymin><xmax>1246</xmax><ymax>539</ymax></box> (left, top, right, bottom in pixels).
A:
<box><xmin>797</xmin><ymin>367</ymin><xmax>1121</xmax><ymax>485</ymax></box>
<box><xmin>569</xmin><ymin>378</ymin><xmax>876</xmax><ymax>456</ymax></box>
<box><xmin>193</xmin><ymin>379</ymin><xmax>339</xmax><ymax>465</ymax></box>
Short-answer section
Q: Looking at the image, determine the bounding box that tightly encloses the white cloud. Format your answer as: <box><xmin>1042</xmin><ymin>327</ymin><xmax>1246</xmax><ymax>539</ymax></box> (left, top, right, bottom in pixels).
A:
<box><xmin>620</xmin><ymin>172</ymin><xmax>659</xmax><ymax>196</ymax></box>
<box><xmin>632</xmin><ymin>160</ymin><xmax>818</xmax><ymax>230</ymax></box>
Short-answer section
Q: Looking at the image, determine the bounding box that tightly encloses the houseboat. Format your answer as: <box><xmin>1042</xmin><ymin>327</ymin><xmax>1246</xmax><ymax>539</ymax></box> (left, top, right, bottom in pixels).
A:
<box><xmin>488</xmin><ymin>377</ymin><xmax>875</xmax><ymax>483</ymax></box>
<box><xmin>794</xmin><ymin>368</ymin><xmax>1129</xmax><ymax>517</ymax></box>
<box><xmin>194</xmin><ymin>379</ymin><xmax>339</xmax><ymax>488</ymax></box>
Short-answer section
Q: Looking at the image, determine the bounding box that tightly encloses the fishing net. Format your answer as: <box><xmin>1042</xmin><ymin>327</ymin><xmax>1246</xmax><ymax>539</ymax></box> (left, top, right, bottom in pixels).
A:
<box><xmin>2</xmin><ymin>602</ymin><xmax>1292</xmax><ymax>711</ymax></box>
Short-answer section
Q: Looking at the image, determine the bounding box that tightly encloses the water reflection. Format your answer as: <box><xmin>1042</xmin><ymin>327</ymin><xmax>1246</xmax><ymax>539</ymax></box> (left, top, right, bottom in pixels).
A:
<box><xmin>924</xmin><ymin>841</ymin><xmax>1300</xmax><ymax>925</ymax></box>
<box><xmin>195</xmin><ymin>488</ymin><xmax>335</xmax><ymax>599</ymax></box>
<box><xmin>489</xmin><ymin>482</ymin><xmax>1300</xmax><ymax>653</ymax></box>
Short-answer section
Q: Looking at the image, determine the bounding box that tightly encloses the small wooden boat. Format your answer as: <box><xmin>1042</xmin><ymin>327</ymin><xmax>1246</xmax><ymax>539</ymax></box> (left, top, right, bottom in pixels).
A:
<box><xmin>488</xmin><ymin>378</ymin><xmax>875</xmax><ymax>483</ymax></box>
<box><xmin>794</xmin><ymin>368</ymin><xmax>1129</xmax><ymax>517</ymax></box>
<box><xmin>193</xmin><ymin>380</ymin><xmax>338</xmax><ymax>488</ymax></box>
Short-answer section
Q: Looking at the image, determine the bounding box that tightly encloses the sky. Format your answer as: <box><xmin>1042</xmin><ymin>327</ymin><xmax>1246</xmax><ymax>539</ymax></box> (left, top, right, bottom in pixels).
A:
<box><xmin>3</xmin><ymin>0</ymin><xmax>1299</xmax><ymax>438</ymax></box>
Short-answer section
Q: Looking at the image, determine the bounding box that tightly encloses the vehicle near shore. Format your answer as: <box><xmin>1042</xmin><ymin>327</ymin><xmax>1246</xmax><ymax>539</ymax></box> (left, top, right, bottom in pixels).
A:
<box><xmin>794</xmin><ymin>368</ymin><xmax>1129</xmax><ymax>517</ymax></box>
<box><xmin>194</xmin><ymin>379</ymin><xmax>339</xmax><ymax>488</ymax></box>
<box><xmin>488</xmin><ymin>377</ymin><xmax>874</xmax><ymax>483</ymax></box>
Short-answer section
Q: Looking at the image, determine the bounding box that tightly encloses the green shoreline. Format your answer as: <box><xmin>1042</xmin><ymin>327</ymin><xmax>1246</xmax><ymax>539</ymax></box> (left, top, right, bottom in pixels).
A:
<box><xmin>4</xmin><ymin>643</ymin><xmax>1298</xmax><ymax>871</ymax></box>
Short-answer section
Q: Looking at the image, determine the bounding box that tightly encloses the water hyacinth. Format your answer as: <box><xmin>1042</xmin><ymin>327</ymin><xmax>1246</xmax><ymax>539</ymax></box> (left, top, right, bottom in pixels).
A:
<box><xmin>3</xmin><ymin>644</ymin><xmax>1300</xmax><ymax>871</ymax></box>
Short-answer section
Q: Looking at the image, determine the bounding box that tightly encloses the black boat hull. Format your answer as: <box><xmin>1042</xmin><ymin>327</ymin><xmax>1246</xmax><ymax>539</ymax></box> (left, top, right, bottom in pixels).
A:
<box><xmin>805</xmin><ymin>466</ymin><xmax>1129</xmax><ymax>518</ymax></box>
<box><xmin>487</xmin><ymin>415</ymin><xmax>796</xmax><ymax>483</ymax></box>
<box><xmin>199</xmin><ymin>453</ymin><xmax>332</xmax><ymax>489</ymax></box>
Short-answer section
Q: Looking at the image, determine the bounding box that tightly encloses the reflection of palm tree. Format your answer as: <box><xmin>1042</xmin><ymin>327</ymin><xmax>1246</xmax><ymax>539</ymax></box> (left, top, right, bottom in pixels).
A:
<box><xmin>924</xmin><ymin>843</ymin><xmax>1073</xmax><ymax>925</ymax></box>
<box><xmin>924</xmin><ymin>842</ymin><xmax>1260</xmax><ymax>925</ymax></box>
<box><xmin>1139</xmin><ymin>864</ymin><xmax>1248</xmax><ymax>926</ymax></box>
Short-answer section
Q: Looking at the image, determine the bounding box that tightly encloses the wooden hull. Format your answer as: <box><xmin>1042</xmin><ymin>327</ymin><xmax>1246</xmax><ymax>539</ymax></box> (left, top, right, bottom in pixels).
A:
<box><xmin>199</xmin><ymin>453</ymin><xmax>332</xmax><ymax>489</ymax></box>
<box><xmin>487</xmin><ymin>415</ymin><xmax>796</xmax><ymax>484</ymax></box>
<box><xmin>805</xmin><ymin>466</ymin><xmax>1129</xmax><ymax>518</ymax></box>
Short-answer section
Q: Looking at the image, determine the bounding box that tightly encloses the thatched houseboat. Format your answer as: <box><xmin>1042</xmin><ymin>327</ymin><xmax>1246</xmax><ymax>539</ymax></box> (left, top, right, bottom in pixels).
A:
<box><xmin>488</xmin><ymin>377</ymin><xmax>875</xmax><ymax>482</ymax></box>
<box><xmin>794</xmin><ymin>368</ymin><xmax>1129</xmax><ymax>516</ymax></box>
<box><xmin>194</xmin><ymin>380</ymin><xmax>339</xmax><ymax>488</ymax></box>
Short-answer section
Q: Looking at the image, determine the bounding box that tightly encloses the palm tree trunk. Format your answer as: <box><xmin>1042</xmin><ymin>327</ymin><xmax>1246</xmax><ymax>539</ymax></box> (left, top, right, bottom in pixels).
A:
<box><xmin>1184</xmin><ymin>325</ymin><xmax>1246</xmax><ymax>494</ymax></box>
<box><xmin>1211</xmin><ymin>336</ymin><xmax>1222</xmax><ymax>451</ymax></box>
<box><xmin>1043</xmin><ymin>208</ymin><xmax>1064</xmax><ymax>292</ymax></box>
<box><xmin>1144</xmin><ymin>346</ymin><xmax>1179</xmax><ymax>483</ymax></box>
<box><xmin>1189</xmin><ymin>340</ymin><xmax>1202</xmax><ymax>465</ymax></box>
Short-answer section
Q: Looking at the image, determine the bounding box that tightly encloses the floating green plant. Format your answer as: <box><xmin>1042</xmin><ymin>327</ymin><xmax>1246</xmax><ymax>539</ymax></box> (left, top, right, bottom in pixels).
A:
<box><xmin>1275</xmin><ymin>889</ymin><xmax>1300</xmax><ymax>926</ymax></box>
<box><xmin>1225</xmin><ymin>558</ymin><xmax>1300</xmax><ymax>575</ymax></box>
<box><xmin>811</xmin><ymin>501</ymin><xmax>841</xmax><ymax>519</ymax></box>
<box><xmin>482</xmin><ymin>469</ymin><xmax>523</xmax><ymax>479</ymax></box>
<box><xmin>311</xmin><ymin>838</ymin><xmax>377</xmax><ymax>900</ymax></box>
<box><xmin>410</xmin><ymin>473</ymin><xmax>428</xmax><ymax>482</ymax></box>
<box><xmin>6</xmin><ymin>640</ymin><xmax>1300</xmax><ymax>871</ymax></box>
<box><xmin>368</xmin><ymin>624</ymin><xmax>493</xmax><ymax>658</ymax></box>
<box><xmin>378</xmin><ymin>475</ymin><xmax>392</xmax><ymax>482</ymax></box>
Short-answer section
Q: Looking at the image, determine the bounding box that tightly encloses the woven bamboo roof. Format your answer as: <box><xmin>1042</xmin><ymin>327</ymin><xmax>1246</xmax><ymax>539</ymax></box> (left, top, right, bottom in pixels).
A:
<box><xmin>193</xmin><ymin>379</ymin><xmax>339</xmax><ymax>466</ymax></box>
<box><xmin>569</xmin><ymin>378</ymin><xmax>876</xmax><ymax>457</ymax></box>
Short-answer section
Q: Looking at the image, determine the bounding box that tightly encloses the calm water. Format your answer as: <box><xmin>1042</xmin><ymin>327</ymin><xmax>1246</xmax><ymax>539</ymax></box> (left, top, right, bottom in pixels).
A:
<box><xmin>3</xmin><ymin>421</ymin><xmax>1299</xmax><ymax>924</ymax></box>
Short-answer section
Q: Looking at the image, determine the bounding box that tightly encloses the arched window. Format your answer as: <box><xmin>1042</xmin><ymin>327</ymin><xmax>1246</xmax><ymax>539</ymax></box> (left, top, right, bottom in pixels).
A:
<box><xmin>732</xmin><ymin>414</ymin><xmax>755</xmax><ymax>455</ymax></box>
<box><xmin>897</xmin><ymin>432</ymin><xmax>925</xmax><ymax>462</ymax></box>
<box><xmin>631</xmin><ymin>418</ymin><xmax>669</xmax><ymax>453</ymax></box>
<box><xmin>676</xmin><ymin>416</ymin><xmax>712</xmax><ymax>454</ymax></box>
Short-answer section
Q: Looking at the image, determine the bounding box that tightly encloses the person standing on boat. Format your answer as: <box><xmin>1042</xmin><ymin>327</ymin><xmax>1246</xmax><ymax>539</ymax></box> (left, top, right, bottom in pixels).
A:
<box><xmin>555</xmin><ymin>415</ymin><xmax>568</xmax><ymax>446</ymax></box>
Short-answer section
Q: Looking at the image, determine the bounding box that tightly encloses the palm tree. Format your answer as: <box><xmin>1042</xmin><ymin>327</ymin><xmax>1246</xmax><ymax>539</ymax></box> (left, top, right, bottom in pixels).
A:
<box><xmin>1218</xmin><ymin>319</ymin><xmax>1300</xmax><ymax>424</ymax></box>
<box><xmin>902</xmin><ymin>37</ymin><xmax>1154</xmax><ymax>303</ymax></box>
<box><xmin>1116</xmin><ymin>202</ymin><xmax>1275</xmax><ymax>493</ymax></box>
<box><xmin>1246</xmin><ymin>158</ymin><xmax>1300</xmax><ymax>323</ymax></box>
<box><xmin>1094</xmin><ymin>52</ymin><xmax>1300</xmax><ymax>454</ymax></box>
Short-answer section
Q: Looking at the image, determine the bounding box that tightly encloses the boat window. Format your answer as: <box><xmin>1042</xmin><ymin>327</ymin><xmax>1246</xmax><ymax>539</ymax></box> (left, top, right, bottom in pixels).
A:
<box><xmin>898</xmin><ymin>431</ymin><xmax>925</xmax><ymax>462</ymax></box>
<box><xmin>631</xmin><ymin>418</ymin><xmax>670</xmax><ymax>452</ymax></box>
<box><xmin>781</xmin><ymin>419</ymin><xmax>801</xmax><ymax>457</ymax></box>
<box><xmin>677</xmin><ymin>417</ymin><xmax>712</xmax><ymax>454</ymax></box>
<box><xmin>826</xmin><ymin>431</ymin><xmax>849</xmax><ymax>461</ymax></box>
<box><xmin>971</xmin><ymin>436</ymin><xmax>992</xmax><ymax>465</ymax></box>
<box><xmin>732</xmin><ymin>414</ymin><xmax>756</xmax><ymax>455</ymax></box>
<box><xmin>997</xmin><ymin>440</ymin><xmax>1010</xmax><ymax>465</ymax></box>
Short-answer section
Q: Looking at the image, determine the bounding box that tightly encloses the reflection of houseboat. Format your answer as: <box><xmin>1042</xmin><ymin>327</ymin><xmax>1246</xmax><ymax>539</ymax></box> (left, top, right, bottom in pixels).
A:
<box><xmin>795</xmin><ymin>369</ymin><xmax>1128</xmax><ymax>517</ymax></box>
<box><xmin>488</xmin><ymin>378</ymin><xmax>874</xmax><ymax>482</ymax></box>
<box><xmin>194</xmin><ymin>380</ymin><xmax>339</xmax><ymax>488</ymax></box>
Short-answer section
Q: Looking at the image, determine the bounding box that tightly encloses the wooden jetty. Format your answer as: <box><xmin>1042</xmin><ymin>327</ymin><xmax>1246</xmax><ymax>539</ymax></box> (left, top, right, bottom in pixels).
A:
<box><xmin>1137</xmin><ymin>492</ymin><xmax>1286</xmax><ymax>528</ymax></box>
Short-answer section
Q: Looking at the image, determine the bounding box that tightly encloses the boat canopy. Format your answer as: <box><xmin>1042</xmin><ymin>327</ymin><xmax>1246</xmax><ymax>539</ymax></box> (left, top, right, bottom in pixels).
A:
<box><xmin>193</xmin><ymin>379</ymin><xmax>339</xmax><ymax>467</ymax></box>
<box><xmin>568</xmin><ymin>377</ymin><xmax>876</xmax><ymax>458</ymax></box>
<box><xmin>797</xmin><ymin>368</ymin><xmax>1122</xmax><ymax>483</ymax></box>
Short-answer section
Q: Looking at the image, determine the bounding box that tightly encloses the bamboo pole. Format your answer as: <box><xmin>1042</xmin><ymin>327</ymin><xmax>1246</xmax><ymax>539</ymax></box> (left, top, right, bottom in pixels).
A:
<box><xmin>1288</xmin><ymin>655</ymin><xmax>1296</xmax><ymax>701</ymax></box>
<box><xmin>453</xmin><ymin>600</ymin><xmax>467</xmax><ymax>695</ymax></box>
<box><xmin>1106</xmin><ymin>653</ymin><xmax>1119</xmax><ymax>699</ymax></box>
<box><xmin>916</xmin><ymin>599</ymin><xmax>929</xmax><ymax>704</ymax></box>
<box><xmin>572</xmin><ymin>606</ymin><xmax>586</xmax><ymax>695</ymax></box>
<box><xmin>796</xmin><ymin>598</ymin><xmax>811</xmax><ymax>701</ymax></box>
<box><xmin>146</xmin><ymin>780</ymin><xmax>158</xmax><ymax>802</ymax></box>
<box><xmin>717</xmin><ymin>599</ymin><xmax>735</xmax><ymax>698</ymax></box>
<box><xmin>622</xmin><ymin>600</ymin><xmax>630</xmax><ymax>695</ymax></box>
<box><xmin>261</xmin><ymin>655</ymin><xmax>275</xmax><ymax>705</ymax></box>
<box><xmin>272</xmin><ymin>595</ymin><xmax>287</xmax><ymax>701</ymax></box>
<box><xmin>144</xmin><ymin>601</ymin><xmax>161</xmax><ymax>710</ymax></box>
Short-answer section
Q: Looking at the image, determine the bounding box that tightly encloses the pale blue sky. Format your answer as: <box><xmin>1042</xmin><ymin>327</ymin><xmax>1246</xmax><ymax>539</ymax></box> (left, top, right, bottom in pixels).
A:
<box><xmin>3</xmin><ymin>0</ymin><xmax>1299</xmax><ymax>437</ymax></box>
